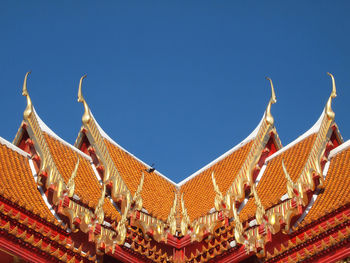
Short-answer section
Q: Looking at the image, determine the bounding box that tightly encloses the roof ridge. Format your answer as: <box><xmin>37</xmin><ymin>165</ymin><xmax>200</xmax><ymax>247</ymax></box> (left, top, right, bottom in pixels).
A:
<box><xmin>177</xmin><ymin>113</ymin><xmax>265</xmax><ymax>186</ymax></box>
<box><xmin>33</xmin><ymin>108</ymin><xmax>92</xmax><ymax>161</ymax></box>
<box><xmin>0</xmin><ymin>136</ymin><xmax>30</xmax><ymax>157</ymax></box>
<box><xmin>90</xmin><ymin>112</ymin><xmax>179</xmax><ymax>186</ymax></box>
<box><xmin>265</xmin><ymin>110</ymin><xmax>325</xmax><ymax>163</ymax></box>
<box><xmin>329</xmin><ymin>139</ymin><xmax>350</xmax><ymax>158</ymax></box>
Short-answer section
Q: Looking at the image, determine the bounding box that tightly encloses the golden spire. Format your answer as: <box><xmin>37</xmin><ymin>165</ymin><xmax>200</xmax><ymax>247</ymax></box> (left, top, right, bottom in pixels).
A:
<box><xmin>94</xmin><ymin>183</ymin><xmax>106</xmax><ymax>224</ymax></box>
<box><xmin>66</xmin><ymin>157</ymin><xmax>80</xmax><ymax>198</ymax></box>
<box><xmin>180</xmin><ymin>193</ymin><xmax>190</xmax><ymax>236</ymax></box>
<box><xmin>167</xmin><ymin>191</ymin><xmax>178</xmax><ymax>235</ymax></box>
<box><xmin>211</xmin><ymin>171</ymin><xmax>223</xmax><ymax>211</ymax></box>
<box><xmin>232</xmin><ymin>203</ymin><xmax>244</xmax><ymax>244</ymax></box>
<box><xmin>133</xmin><ymin>172</ymin><xmax>144</xmax><ymax>211</ymax></box>
<box><xmin>325</xmin><ymin>72</ymin><xmax>337</xmax><ymax>120</ymax></box>
<box><xmin>251</xmin><ymin>184</ymin><xmax>265</xmax><ymax>224</ymax></box>
<box><xmin>22</xmin><ymin>71</ymin><xmax>33</xmax><ymax>119</ymax></box>
<box><xmin>77</xmin><ymin>74</ymin><xmax>91</xmax><ymax>124</ymax></box>
<box><xmin>265</xmin><ymin>77</ymin><xmax>277</xmax><ymax>125</ymax></box>
<box><xmin>282</xmin><ymin>160</ymin><xmax>296</xmax><ymax>199</ymax></box>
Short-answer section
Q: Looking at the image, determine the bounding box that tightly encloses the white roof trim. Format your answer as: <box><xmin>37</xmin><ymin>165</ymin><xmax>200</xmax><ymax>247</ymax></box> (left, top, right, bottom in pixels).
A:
<box><xmin>33</xmin><ymin>108</ymin><xmax>92</xmax><ymax>161</ymax></box>
<box><xmin>90</xmin><ymin>112</ymin><xmax>178</xmax><ymax>186</ymax></box>
<box><xmin>265</xmin><ymin>110</ymin><xmax>325</xmax><ymax>163</ymax></box>
<box><xmin>255</xmin><ymin>164</ymin><xmax>267</xmax><ymax>186</ymax></box>
<box><xmin>0</xmin><ymin>137</ymin><xmax>30</xmax><ymax>157</ymax></box>
<box><xmin>28</xmin><ymin>159</ymin><xmax>67</xmax><ymax>228</ymax></box>
<box><xmin>177</xmin><ymin>114</ymin><xmax>265</xmax><ymax>186</ymax></box>
<box><xmin>329</xmin><ymin>139</ymin><xmax>350</xmax><ymax>159</ymax></box>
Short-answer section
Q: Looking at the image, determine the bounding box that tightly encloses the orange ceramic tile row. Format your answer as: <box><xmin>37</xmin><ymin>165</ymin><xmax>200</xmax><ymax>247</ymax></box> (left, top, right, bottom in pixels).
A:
<box><xmin>240</xmin><ymin>134</ymin><xmax>316</xmax><ymax>222</ymax></box>
<box><xmin>44</xmin><ymin>133</ymin><xmax>120</xmax><ymax>221</ymax></box>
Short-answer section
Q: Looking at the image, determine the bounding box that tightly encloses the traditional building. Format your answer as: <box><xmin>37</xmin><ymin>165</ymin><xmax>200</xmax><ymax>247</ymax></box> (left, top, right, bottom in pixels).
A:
<box><xmin>0</xmin><ymin>72</ymin><xmax>349</xmax><ymax>263</ymax></box>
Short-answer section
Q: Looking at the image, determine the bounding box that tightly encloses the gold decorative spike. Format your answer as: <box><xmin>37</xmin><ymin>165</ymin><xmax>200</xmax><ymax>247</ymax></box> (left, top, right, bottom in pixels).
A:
<box><xmin>22</xmin><ymin>71</ymin><xmax>33</xmax><ymax>119</ymax></box>
<box><xmin>116</xmin><ymin>193</ymin><xmax>131</xmax><ymax>245</ymax></box>
<box><xmin>94</xmin><ymin>183</ymin><xmax>106</xmax><ymax>224</ymax></box>
<box><xmin>265</xmin><ymin>77</ymin><xmax>277</xmax><ymax>125</ymax></box>
<box><xmin>66</xmin><ymin>157</ymin><xmax>79</xmax><ymax>198</ymax></box>
<box><xmin>77</xmin><ymin>74</ymin><xmax>91</xmax><ymax>124</ymax></box>
<box><xmin>232</xmin><ymin>203</ymin><xmax>244</xmax><ymax>244</ymax></box>
<box><xmin>325</xmin><ymin>72</ymin><xmax>337</xmax><ymax>120</ymax></box>
<box><xmin>252</xmin><ymin>184</ymin><xmax>265</xmax><ymax>224</ymax></box>
<box><xmin>180</xmin><ymin>193</ymin><xmax>190</xmax><ymax>236</ymax></box>
<box><xmin>281</xmin><ymin>159</ymin><xmax>302</xmax><ymax>201</ymax></box>
<box><xmin>133</xmin><ymin>172</ymin><xmax>144</xmax><ymax>211</ymax></box>
<box><xmin>167</xmin><ymin>191</ymin><xmax>177</xmax><ymax>235</ymax></box>
<box><xmin>211</xmin><ymin>172</ymin><xmax>223</xmax><ymax>211</ymax></box>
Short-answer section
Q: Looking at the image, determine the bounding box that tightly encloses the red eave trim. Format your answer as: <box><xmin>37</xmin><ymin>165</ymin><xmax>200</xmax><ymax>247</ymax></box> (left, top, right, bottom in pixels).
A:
<box><xmin>217</xmin><ymin>246</ymin><xmax>253</xmax><ymax>263</ymax></box>
<box><xmin>0</xmin><ymin>234</ymin><xmax>51</xmax><ymax>263</ymax></box>
<box><xmin>316</xmin><ymin>245</ymin><xmax>350</xmax><ymax>263</ymax></box>
<box><xmin>109</xmin><ymin>245</ymin><xmax>148</xmax><ymax>263</ymax></box>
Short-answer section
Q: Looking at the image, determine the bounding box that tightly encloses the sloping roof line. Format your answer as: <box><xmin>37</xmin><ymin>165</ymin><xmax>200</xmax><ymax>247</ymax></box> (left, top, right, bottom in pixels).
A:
<box><xmin>265</xmin><ymin>110</ymin><xmax>325</xmax><ymax>163</ymax></box>
<box><xmin>33</xmin><ymin>108</ymin><xmax>92</xmax><ymax>161</ymax></box>
<box><xmin>91</xmin><ymin>112</ymin><xmax>179</xmax><ymax>186</ymax></box>
<box><xmin>329</xmin><ymin>138</ymin><xmax>350</xmax><ymax>158</ymax></box>
<box><xmin>177</xmin><ymin>113</ymin><xmax>265</xmax><ymax>186</ymax></box>
<box><xmin>0</xmin><ymin>137</ymin><xmax>29</xmax><ymax>157</ymax></box>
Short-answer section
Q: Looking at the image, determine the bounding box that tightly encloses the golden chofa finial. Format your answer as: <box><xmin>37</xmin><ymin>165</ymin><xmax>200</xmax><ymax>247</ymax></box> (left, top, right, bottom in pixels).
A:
<box><xmin>265</xmin><ymin>77</ymin><xmax>277</xmax><ymax>125</ymax></box>
<box><xmin>77</xmin><ymin>74</ymin><xmax>91</xmax><ymax>124</ymax></box>
<box><xmin>325</xmin><ymin>72</ymin><xmax>337</xmax><ymax>120</ymax></box>
<box><xmin>22</xmin><ymin>71</ymin><xmax>33</xmax><ymax>119</ymax></box>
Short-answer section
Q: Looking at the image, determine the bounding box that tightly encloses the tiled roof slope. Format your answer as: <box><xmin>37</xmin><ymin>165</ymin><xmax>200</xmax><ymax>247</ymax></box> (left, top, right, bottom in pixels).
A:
<box><xmin>44</xmin><ymin>133</ymin><xmax>120</xmax><ymax>221</ymax></box>
<box><xmin>180</xmin><ymin>140</ymin><xmax>254</xmax><ymax>221</ymax></box>
<box><xmin>0</xmin><ymin>138</ymin><xmax>58</xmax><ymax>224</ymax></box>
<box><xmin>104</xmin><ymin>139</ymin><xmax>176</xmax><ymax>221</ymax></box>
<box><xmin>300</xmin><ymin>140</ymin><xmax>350</xmax><ymax>227</ymax></box>
<box><xmin>240</xmin><ymin>134</ymin><xmax>317</xmax><ymax>222</ymax></box>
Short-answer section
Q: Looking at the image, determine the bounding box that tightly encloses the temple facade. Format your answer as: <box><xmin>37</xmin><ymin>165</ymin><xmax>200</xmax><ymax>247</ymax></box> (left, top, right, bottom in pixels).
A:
<box><xmin>0</xmin><ymin>72</ymin><xmax>349</xmax><ymax>263</ymax></box>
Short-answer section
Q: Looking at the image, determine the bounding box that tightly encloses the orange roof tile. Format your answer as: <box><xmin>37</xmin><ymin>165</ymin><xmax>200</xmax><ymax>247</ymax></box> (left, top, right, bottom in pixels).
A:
<box><xmin>180</xmin><ymin>141</ymin><xmax>253</xmax><ymax>221</ymax></box>
<box><xmin>104</xmin><ymin>139</ymin><xmax>177</xmax><ymax>221</ymax></box>
<box><xmin>0</xmin><ymin>141</ymin><xmax>57</xmax><ymax>223</ymax></box>
<box><xmin>300</xmin><ymin>144</ymin><xmax>350</xmax><ymax>227</ymax></box>
<box><xmin>239</xmin><ymin>134</ymin><xmax>316</xmax><ymax>222</ymax></box>
<box><xmin>43</xmin><ymin>133</ymin><xmax>120</xmax><ymax>221</ymax></box>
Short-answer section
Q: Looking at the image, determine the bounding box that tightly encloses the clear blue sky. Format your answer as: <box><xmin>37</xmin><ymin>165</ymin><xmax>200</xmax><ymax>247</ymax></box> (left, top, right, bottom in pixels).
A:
<box><xmin>0</xmin><ymin>1</ymin><xmax>349</xmax><ymax>183</ymax></box>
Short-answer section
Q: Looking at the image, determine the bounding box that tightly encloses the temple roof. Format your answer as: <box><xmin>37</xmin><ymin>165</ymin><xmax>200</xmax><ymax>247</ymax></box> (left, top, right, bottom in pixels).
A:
<box><xmin>299</xmin><ymin>139</ymin><xmax>350</xmax><ymax>227</ymax></box>
<box><xmin>0</xmin><ymin>137</ymin><xmax>58</xmax><ymax>224</ymax></box>
<box><xmin>1</xmin><ymin>72</ymin><xmax>348</xmax><ymax>263</ymax></box>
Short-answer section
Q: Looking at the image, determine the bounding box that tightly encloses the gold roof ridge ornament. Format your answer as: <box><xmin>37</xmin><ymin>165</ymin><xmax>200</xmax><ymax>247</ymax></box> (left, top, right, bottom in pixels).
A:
<box><xmin>325</xmin><ymin>72</ymin><xmax>337</xmax><ymax>120</ymax></box>
<box><xmin>133</xmin><ymin>172</ymin><xmax>144</xmax><ymax>211</ymax></box>
<box><xmin>251</xmin><ymin>184</ymin><xmax>265</xmax><ymax>225</ymax></box>
<box><xmin>180</xmin><ymin>193</ymin><xmax>190</xmax><ymax>236</ymax></box>
<box><xmin>211</xmin><ymin>172</ymin><xmax>224</xmax><ymax>212</ymax></box>
<box><xmin>22</xmin><ymin>71</ymin><xmax>33</xmax><ymax>119</ymax></box>
<box><xmin>66</xmin><ymin>157</ymin><xmax>80</xmax><ymax>198</ymax></box>
<box><xmin>95</xmin><ymin>183</ymin><xmax>106</xmax><ymax>224</ymax></box>
<box><xmin>167</xmin><ymin>191</ymin><xmax>177</xmax><ymax>236</ymax></box>
<box><xmin>265</xmin><ymin>77</ymin><xmax>277</xmax><ymax>126</ymax></box>
<box><xmin>77</xmin><ymin>74</ymin><xmax>92</xmax><ymax>125</ymax></box>
<box><xmin>282</xmin><ymin>160</ymin><xmax>307</xmax><ymax>206</ymax></box>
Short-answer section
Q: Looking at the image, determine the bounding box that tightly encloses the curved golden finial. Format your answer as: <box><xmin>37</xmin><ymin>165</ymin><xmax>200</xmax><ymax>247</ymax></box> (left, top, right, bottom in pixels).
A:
<box><xmin>325</xmin><ymin>72</ymin><xmax>337</xmax><ymax>120</ymax></box>
<box><xmin>22</xmin><ymin>71</ymin><xmax>33</xmax><ymax>119</ymax></box>
<box><xmin>133</xmin><ymin>172</ymin><xmax>144</xmax><ymax>211</ymax></box>
<box><xmin>265</xmin><ymin>77</ymin><xmax>277</xmax><ymax>125</ymax></box>
<box><xmin>77</xmin><ymin>74</ymin><xmax>91</xmax><ymax>124</ymax></box>
<box><xmin>66</xmin><ymin>157</ymin><xmax>80</xmax><ymax>198</ymax></box>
